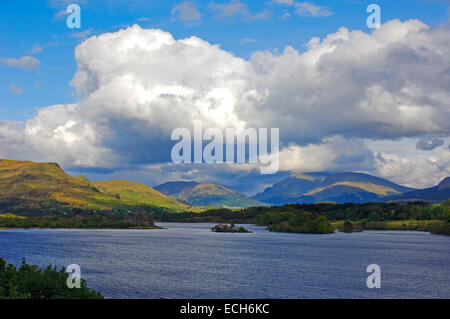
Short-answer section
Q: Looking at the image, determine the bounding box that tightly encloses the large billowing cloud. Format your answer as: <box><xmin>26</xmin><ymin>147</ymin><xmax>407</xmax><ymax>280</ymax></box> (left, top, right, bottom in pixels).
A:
<box><xmin>1</xmin><ymin>20</ymin><xmax>449</xmax><ymax>190</ymax></box>
<box><xmin>243</xmin><ymin>20</ymin><xmax>450</xmax><ymax>143</ymax></box>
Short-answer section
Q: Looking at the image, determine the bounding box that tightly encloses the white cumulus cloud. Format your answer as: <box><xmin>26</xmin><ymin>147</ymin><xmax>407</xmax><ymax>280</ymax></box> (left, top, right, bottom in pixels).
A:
<box><xmin>1</xmin><ymin>20</ymin><xmax>449</xmax><ymax>189</ymax></box>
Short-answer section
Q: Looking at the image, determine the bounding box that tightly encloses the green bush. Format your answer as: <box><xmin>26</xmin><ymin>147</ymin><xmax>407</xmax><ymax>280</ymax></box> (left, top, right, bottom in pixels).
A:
<box><xmin>430</xmin><ymin>222</ymin><xmax>450</xmax><ymax>235</ymax></box>
<box><xmin>266</xmin><ymin>211</ymin><xmax>334</xmax><ymax>234</ymax></box>
<box><xmin>342</xmin><ymin>221</ymin><xmax>354</xmax><ymax>233</ymax></box>
<box><xmin>0</xmin><ymin>258</ymin><xmax>103</xmax><ymax>299</ymax></box>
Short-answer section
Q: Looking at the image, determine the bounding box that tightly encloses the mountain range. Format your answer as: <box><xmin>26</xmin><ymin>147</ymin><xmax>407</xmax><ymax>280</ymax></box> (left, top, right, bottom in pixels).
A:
<box><xmin>385</xmin><ymin>177</ymin><xmax>450</xmax><ymax>202</ymax></box>
<box><xmin>0</xmin><ymin>159</ymin><xmax>448</xmax><ymax>213</ymax></box>
<box><xmin>155</xmin><ymin>181</ymin><xmax>267</xmax><ymax>208</ymax></box>
<box><xmin>252</xmin><ymin>172</ymin><xmax>421</xmax><ymax>205</ymax></box>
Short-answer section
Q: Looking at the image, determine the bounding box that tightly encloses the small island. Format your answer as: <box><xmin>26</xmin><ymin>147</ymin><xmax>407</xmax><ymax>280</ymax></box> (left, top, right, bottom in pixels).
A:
<box><xmin>211</xmin><ymin>223</ymin><xmax>252</xmax><ymax>233</ymax></box>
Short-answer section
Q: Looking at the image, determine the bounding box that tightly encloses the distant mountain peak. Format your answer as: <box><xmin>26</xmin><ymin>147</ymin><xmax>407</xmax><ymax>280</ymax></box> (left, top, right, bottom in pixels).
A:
<box><xmin>438</xmin><ymin>177</ymin><xmax>450</xmax><ymax>190</ymax></box>
<box><xmin>252</xmin><ymin>171</ymin><xmax>416</xmax><ymax>205</ymax></box>
<box><xmin>385</xmin><ymin>177</ymin><xmax>450</xmax><ymax>202</ymax></box>
<box><xmin>439</xmin><ymin>177</ymin><xmax>450</xmax><ymax>186</ymax></box>
<box><xmin>155</xmin><ymin>181</ymin><xmax>267</xmax><ymax>208</ymax></box>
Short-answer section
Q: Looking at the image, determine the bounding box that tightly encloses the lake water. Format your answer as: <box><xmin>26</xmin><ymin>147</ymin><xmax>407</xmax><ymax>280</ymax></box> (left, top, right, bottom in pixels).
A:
<box><xmin>0</xmin><ymin>223</ymin><xmax>449</xmax><ymax>299</ymax></box>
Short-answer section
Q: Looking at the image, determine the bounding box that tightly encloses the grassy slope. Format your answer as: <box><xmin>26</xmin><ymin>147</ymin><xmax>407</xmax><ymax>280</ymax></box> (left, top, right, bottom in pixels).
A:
<box><xmin>0</xmin><ymin>213</ymin><xmax>26</xmax><ymax>219</ymax></box>
<box><xmin>0</xmin><ymin>159</ymin><xmax>191</xmax><ymax>212</ymax></box>
<box><xmin>92</xmin><ymin>180</ymin><xmax>189</xmax><ymax>212</ymax></box>
<box><xmin>305</xmin><ymin>182</ymin><xmax>398</xmax><ymax>196</ymax></box>
<box><xmin>0</xmin><ymin>159</ymin><xmax>131</xmax><ymax>211</ymax></box>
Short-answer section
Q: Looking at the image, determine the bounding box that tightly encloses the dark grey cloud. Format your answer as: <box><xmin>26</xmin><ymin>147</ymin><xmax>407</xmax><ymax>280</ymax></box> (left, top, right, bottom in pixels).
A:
<box><xmin>416</xmin><ymin>138</ymin><xmax>445</xmax><ymax>150</ymax></box>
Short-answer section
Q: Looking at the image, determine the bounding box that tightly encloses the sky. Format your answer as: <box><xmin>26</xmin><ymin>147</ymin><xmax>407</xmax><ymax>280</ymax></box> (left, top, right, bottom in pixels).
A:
<box><xmin>0</xmin><ymin>0</ymin><xmax>450</xmax><ymax>195</ymax></box>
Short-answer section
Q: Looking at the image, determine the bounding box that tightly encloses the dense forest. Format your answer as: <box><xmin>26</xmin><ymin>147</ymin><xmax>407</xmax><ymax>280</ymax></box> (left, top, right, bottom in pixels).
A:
<box><xmin>154</xmin><ymin>200</ymin><xmax>450</xmax><ymax>235</ymax></box>
<box><xmin>154</xmin><ymin>200</ymin><xmax>449</xmax><ymax>222</ymax></box>
<box><xmin>1</xmin><ymin>200</ymin><xmax>449</xmax><ymax>235</ymax></box>
<box><xmin>0</xmin><ymin>211</ymin><xmax>160</xmax><ymax>229</ymax></box>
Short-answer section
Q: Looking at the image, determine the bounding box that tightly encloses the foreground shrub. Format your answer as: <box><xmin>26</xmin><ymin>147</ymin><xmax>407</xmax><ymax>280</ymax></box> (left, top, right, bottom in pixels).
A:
<box><xmin>0</xmin><ymin>258</ymin><xmax>103</xmax><ymax>299</ymax></box>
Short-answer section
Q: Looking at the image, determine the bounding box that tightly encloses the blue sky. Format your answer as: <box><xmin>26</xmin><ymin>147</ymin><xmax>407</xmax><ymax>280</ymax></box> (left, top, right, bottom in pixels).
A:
<box><xmin>1</xmin><ymin>0</ymin><xmax>450</xmax><ymax>194</ymax></box>
<box><xmin>1</xmin><ymin>0</ymin><xmax>448</xmax><ymax>121</ymax></box>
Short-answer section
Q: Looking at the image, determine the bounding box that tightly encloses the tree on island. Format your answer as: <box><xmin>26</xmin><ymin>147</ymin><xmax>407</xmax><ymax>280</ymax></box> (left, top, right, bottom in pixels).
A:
<box><xmin>211</xmin><ymin>224</ymin><xmax>251</xmax><ymax>233</ymax></box>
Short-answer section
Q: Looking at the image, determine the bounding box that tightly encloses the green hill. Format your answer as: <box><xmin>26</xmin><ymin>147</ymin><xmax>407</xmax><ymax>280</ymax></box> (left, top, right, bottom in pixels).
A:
<box><xmin>0</xmin><ymin>159</ymin><xmax>124</xmax><ymax>212</ymax></box>
<box><xmin>155</xmin><ymin>181</ymin><xmax>268</xmax><ymax>208</ymax></box>
<box><xmin>92</xmin><ymin>180</ymin><xmax>189</xmax><ymax>211</ymax></box>
<box><xmin>0</xmin><ymin>159</ymin><xmax>186</xmax><ymax>213</ymax></box>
